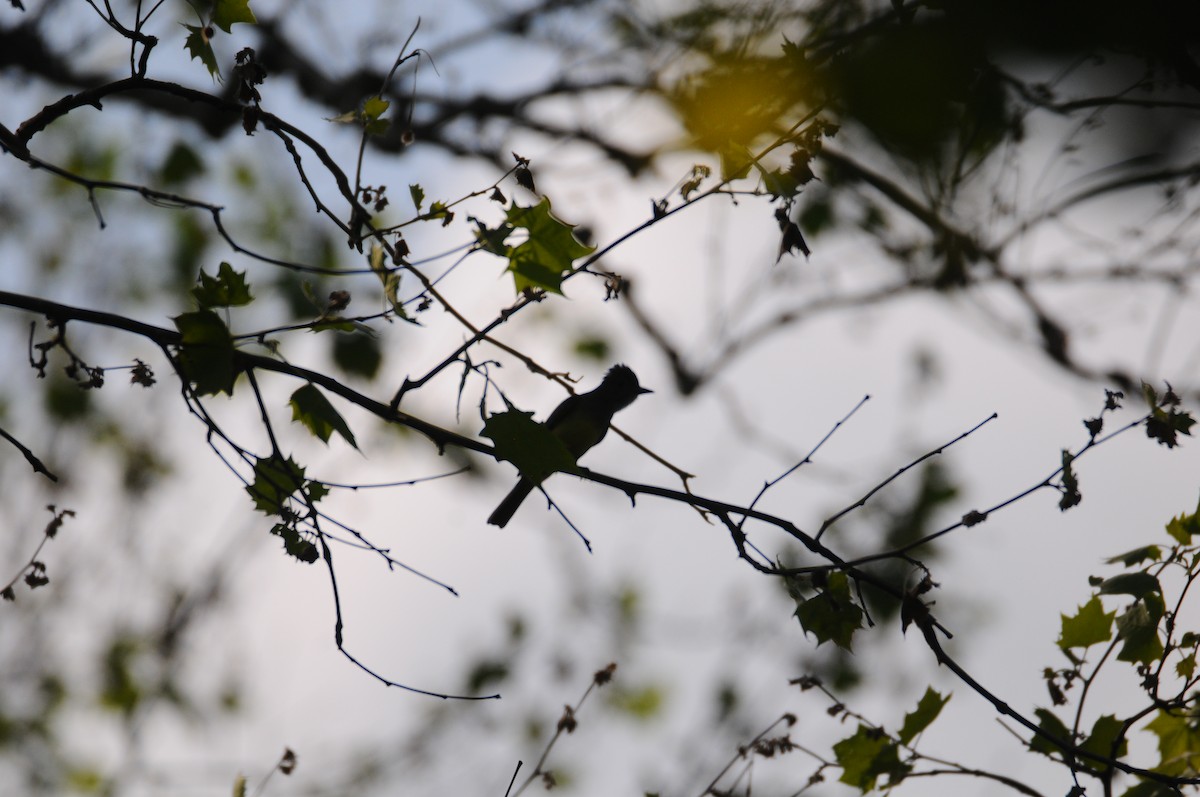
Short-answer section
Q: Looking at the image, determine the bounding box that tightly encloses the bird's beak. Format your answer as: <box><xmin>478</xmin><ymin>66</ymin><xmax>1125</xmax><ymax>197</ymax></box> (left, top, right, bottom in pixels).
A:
<box><xmin>639</xmin><ymin>386</ymin><xmax>653</xmax><ymax>395</ymax></box>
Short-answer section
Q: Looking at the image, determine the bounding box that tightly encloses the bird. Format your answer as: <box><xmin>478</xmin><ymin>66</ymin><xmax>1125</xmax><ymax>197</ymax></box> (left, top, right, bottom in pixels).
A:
<box><xmin>487</xmin><ymin>364</ymin><xmax>652</xmax><ymax>528</ymax></box>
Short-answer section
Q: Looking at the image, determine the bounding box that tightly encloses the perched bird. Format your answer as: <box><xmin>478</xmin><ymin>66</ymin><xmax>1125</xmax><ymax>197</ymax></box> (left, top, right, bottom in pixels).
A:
<box><xmin>487</xmin><ymin>365</ymin><xmax>652</xmax><ymax>528</ymax></box>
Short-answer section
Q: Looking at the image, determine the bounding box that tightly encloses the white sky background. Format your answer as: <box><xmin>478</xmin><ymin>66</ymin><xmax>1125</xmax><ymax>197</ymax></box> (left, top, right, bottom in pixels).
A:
<box><xmin>2</xmin><ymin>0</ymin><xmax>1200</xmax><ymax>795</ymax></box>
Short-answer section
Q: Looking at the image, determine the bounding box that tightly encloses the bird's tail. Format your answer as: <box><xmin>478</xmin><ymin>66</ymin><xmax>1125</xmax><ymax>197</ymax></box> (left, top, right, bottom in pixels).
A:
<box><xmin>487</xmin><ymin>478</ymin><xmax>535</xmax><ymax>528</ymax></box>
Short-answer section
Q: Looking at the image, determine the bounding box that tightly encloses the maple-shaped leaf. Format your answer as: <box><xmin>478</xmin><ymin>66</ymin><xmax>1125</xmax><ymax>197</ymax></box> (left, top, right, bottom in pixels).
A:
<box><xmin>183</xmin><ymin>24</ymin><xmax>220</xmax><ymax>78</ymax></box>
<box><xmin>269</xmin><ymin>523</ymin><xmax>319</xmax><ymax>563</ymax></box>
<box><xmin>1059</xmin><ymin>596</ymin><xmax>1114</xmax><ymax>650</ymax></box>
<box><xmin>246</xmin><ymin>455</ymin><xmax>307</xmax><ymax>515</ymax></box>
<box><xmin>192</xmin><ymin>261</ymin><xmax>253</xmax><ymax>308</ymax></box>
<box><xmin>1145</xmin><ymin>710</ymin><xmax>1200</xmax><ymax>777</ymax></box>
<box><xmin>505</xmin><ymin>198</ymin><xmax>596</xmax><ymax>294</ymax></box>
<box><xmin>897</xmin><ymin>688</ymin><xmax>950</xmax><ymax>746</ymax></box>
<box><xmin>1029</xmin><ymin>708</ymin><xmax>1072</xmax><ymax>757</ymax></box>
<box><xmin>832</xmin><ymin>725</ymin><xmax>909</xmax><ymax>792</ymax></box>
<box><xmin>793</xmin><ymin>571</ymin><xmax>864</xmax><ymax>650</ymax></box>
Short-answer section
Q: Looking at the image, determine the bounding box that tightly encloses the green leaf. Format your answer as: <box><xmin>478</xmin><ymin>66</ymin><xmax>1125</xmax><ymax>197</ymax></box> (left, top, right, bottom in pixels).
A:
<box><xmin>289</xmin><ymin>384</ymin><xmax>358</xmax><ymax>449</ymax></box>
<box><xmin>173</xmin><ymin>310</ymin><xmax>237</xmax><ymax>396</ymax></box>
<box><xmin>1116</xmin><ymin>593</ymin><xmax>1164</xmax><ymax>665</ymax></box>
<box><xmin>1105</xmin><ymin>546</ymin><xmax>1162</xmax><ymax>567</ymax></box>
<box><xmin>832</xmin><ymin>725</ymin><xmax>909</xmax><ymax>792</ymax></box>
<box><xmin>269</xmin><ymin>523</ymin><xmax>319</xmax><ymax>564</ymax></box>
<box><xmin>1059</xmin><ymin>596</ymin><xmax>1114</xmax><ymax>650</ymax></box>
<box><xmin>1145</xmin><ymin>710</ymin><xmax>1200</xmax><ymax>777</ymax></box>
<box><xmin>481</xmin><ymin>409</ymin><xmax>577</xmax><ymax>486</ymax></box>
<box><xmin>212</xmin><ymin>0</ymin><xmax>257</xmax><ymax>33</ymax></box>
<box><xmin>1166</xmin><ymin>495</ymin><xmax>1200</xmax><ymax>544</ymax></box>
<box><xmin>1176</xmin><ymin>652</ymin><xmax>1197</xmax><ymax>680</ymax></box>
<box><xmin>505</xmin><ymin>198</ymin><xmax>596</xmax><ymax>293</ymax></box>
<box><xmin>472</xmin><ymin>217</ymin><xmax>513</xmax><ymax>256</ymax></box>
<box><xmin>1098</xmin><ymin>572</ymin><xmax>1161</xmax><ymax>599</ymax></box>
<box><xmin>427</xmin><ymin>200</ymin><xmax>454</xmax><ymax>226</ymax></box>
<box><xmin>1080</xmin><ymin>714</ymin><xmax>1128</xmax><ymax>770</ymax></box>
<box><xmin>1059</xmin><ymin>449</ymin><xmax>1081</xmax><ymax>510</ymax></box>
<box><xmin>793</xmin><ymin>571</ymin><xmax>864</xmax><ymax>650</ymax></box>
<box><xmin>368</xmin><ymin>244</ymin><xmax>407</xmax><ymax>320</ymax></box>
<box><xmin>100</xmin><ymin>635</ymin><xmax>142</xmax><ymax>715</ymax></box>
<box><xmin>65</xmin><ymin>768</ymin><xmax>106</xmax><ymax>793</ymax></box>
<box><xmin>245</xmin><ymin>455</ymin><xmax>307</xmax><ymax>515</ymax></box>
<box><xmin>409</xmin><ymin>183</ymin><xmax>425</xmax><ymax>213</ymax></box>
<box><xmin>1029</xmin><ymin>708</ymin><xmax>1073</xmax><ymax>757</ymax></box>
<box><xmin>362</xmin><ymin>96</ymin><xmax>390</xmax><ymax>136</ymax></box>
<box><xmin>331</xmin><ymin>332</ymin><xmax>382</xmax><ymax>380</ymax></box>
<box><xmin>307</xmin><ymin>481</ymin><xmax>329</xmax><ymax>503</ymax></box>
<box><xmin>309</xmin><ymin>319</ymin><xmax>357</xmax><ymax>333</ymax></box>
<box><xmin>192</xmin><ymin>262</ymin><xmax>253</xmax><ymax>308</ymax></box>
<box><xmin>717</xmin><ymin>141</ymin><xmax>754</xmax><ymax>181</ymax></box>
<box><xmin>610</xmin><ymin>684</ymin><xmax>664</xmax><ymax>720</ymax></box>
<box><xmin>1121</xmin><ymin>782</ymin><xmax>1185</xmax><ymax>797</ymax></box>
<box><xmin>183</xmin><ymin>24</ymin><xmax>220</xmax><ymax>78</ymax></box>
<box><xmin>159</xmin><ymin>141</ymin><xmax>206</xmax><ymax>185</ymax></box>
<box><xmin>897</xmin><ymin>688</ymin><xmax>950</xmax><ymax>746</ymax></box>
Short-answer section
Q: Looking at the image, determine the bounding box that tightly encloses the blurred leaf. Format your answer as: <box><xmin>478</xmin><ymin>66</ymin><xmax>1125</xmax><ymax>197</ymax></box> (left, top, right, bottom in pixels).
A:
<box><xmin>1145</xmin><ymin>710</ymin><xmax>1200</xmax><ymax>777</ymax></box>
<box><xmin>44</xmin><ymin>376</ymin><xmax>91</xmax><ymax>422</ymax></box>
<box><xmin>1116</xmin><ymin>594</ymin><xmax>1164</xmax><ymax>665</ymax></box>
<box><xmin>1098</xmin><ymin>573</ymin><xmax>1161</xmax><ymax>599</ymax></box>
<box><xmin>1080</xmin><ymin>714</ymin><xmax>1127</xmax><ymax>769</ymax></box>
<box><xmin>1166</xmin><ymin>496</ymin><xmax>1200</xmax><ymax>544</ymax></box>
<box><xmin>1029</xmin><ymin>708</ymin><xmax>1072</xmax><ymax>757</ymax></box>
<box><xmin>331</xmin><ymin>332</ymin><xmax>382</xmax><ymax>380</ymax></box>
<box><xmin>799</xmin><ymin>198</ymin><xmax>835</xmax><ymax>237</ymax></box>
<box><xmin>897</xmin><ymin>688</ymin><xmax>950</xmax><ymax>745</ymax></box>
<box><xmin>159</xmin><ymin>141</ymin><xmax>206</xmax><ymax>185</ymax></box>
<box><xmin>1122</xmin><ymin>783</ymin><xmax>1184</xmax><ymax>797</ymax></box>
<box><xmin>100</xmin><ymin>636</ymin><xmax>142</xmax><ymax>715</ymax></box>
<box><xmin>611</xmin><ymin>684</ymin><xmax>664</xmax><ymax>720</ymax></box>
<box><xmin>1105</xmin><ymin>546</ymin><xmax>1162</xmax><ymax>567</ymax></box>
<box><xmin>465</xmin><ymin>659</ymin><xmax>509</xmax><ymax>695</ymax></box>
<box><xmin>65</xmin><ymin>768</ymin><xmax>105</xmax><ymax>793</ymax></box>
<box><xmin>671</xmin><ymin>53</ymin><xmax>810</xmax><ymax>152</ymax></box>
<box><xmin>172</xmin><ymin>213</ymin><xmax>210</xmax><ymax>285</ymax></box>
<box><xmin>830</xmin><ymin>22</ymin><xmax>1007</xmax><ymax>162</ymax></box>
<box><xmin>368</xmin><ymin>244</ymin><xmax>407</xmax><ymax>320</ymax></box>
<box><xmin>212</xmin><ymin>0</ymin><xmax>256</xmax><ymax>33</ymax></box>
<box><xmin>833</xmin><ymin>724</ymin><xmax>908</xmax><ymax>791</ymax></box>
<box><xmin>573</xmin><ymin>335</ymin><xmax>610</xmax><ymax>362</ymax></box>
